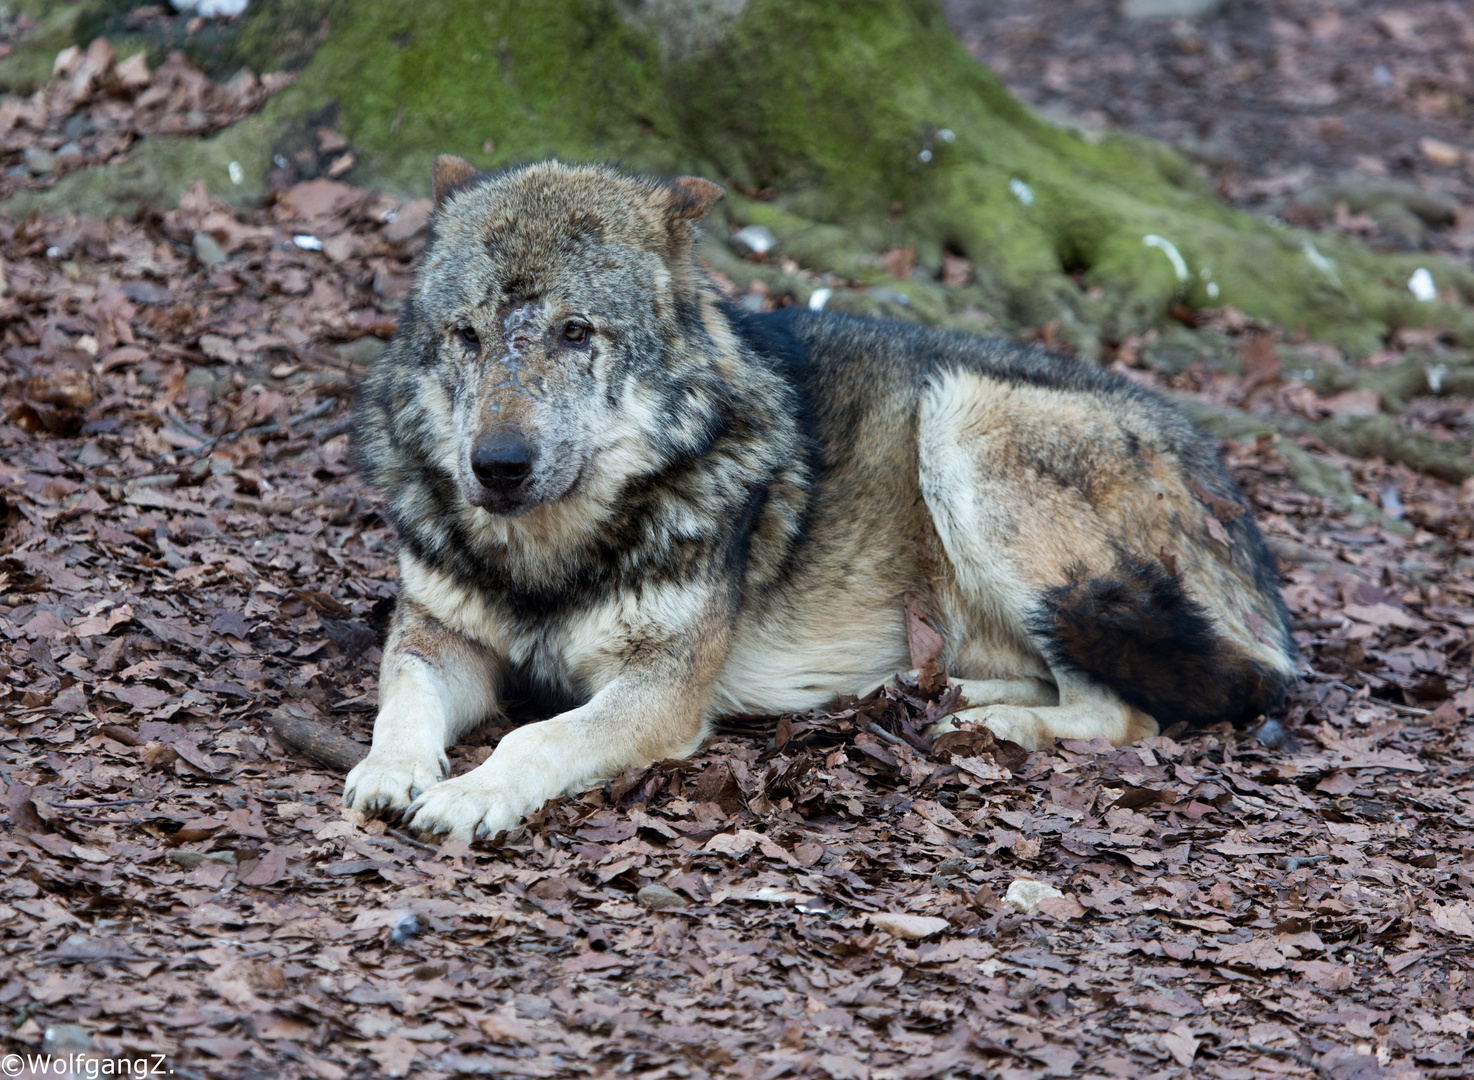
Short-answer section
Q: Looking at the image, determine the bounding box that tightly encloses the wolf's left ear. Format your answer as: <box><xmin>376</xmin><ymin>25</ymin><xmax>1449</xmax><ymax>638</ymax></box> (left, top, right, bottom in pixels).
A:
<box><xmin>664</xmin><ymin>176</ymin><xmax>725</xmax><ymax>222</ymax></box>
<box><xmin>432</xmin><ymin>154</ymin><xmax>480</xmax><ymax>207</ymax></box>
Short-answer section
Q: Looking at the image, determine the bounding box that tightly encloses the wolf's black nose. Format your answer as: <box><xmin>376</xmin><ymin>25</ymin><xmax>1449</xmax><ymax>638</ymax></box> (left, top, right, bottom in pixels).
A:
<box><xmin>471</xmin><ymin>434</ymin><xmax>533</xmax><ymax>490</ymax></box>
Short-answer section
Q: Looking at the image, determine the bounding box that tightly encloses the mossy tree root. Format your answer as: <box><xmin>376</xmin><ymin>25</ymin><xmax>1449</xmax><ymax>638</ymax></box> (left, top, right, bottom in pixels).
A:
<box><xmin>1172</xmin><ymin>397</ymin><xmax>1401</xmax><ymax>533</ymax></box>
<box><xmin>6</xmin><ymin>0</ymin><xmax>1474</xmax><ymax>358</ymax></box>
<box><xmin>1295</xmin><ymin>414</ymin><xmax>1472</xmax><ymax>485</ymax></box>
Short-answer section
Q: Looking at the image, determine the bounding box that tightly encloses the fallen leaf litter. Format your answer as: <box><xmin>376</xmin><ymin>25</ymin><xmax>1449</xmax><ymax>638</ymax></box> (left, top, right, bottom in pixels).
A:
<box><xmin>0</xmin><ymin>35</ymin><xmax>1471</xmax><ymax>1080</ymax></box>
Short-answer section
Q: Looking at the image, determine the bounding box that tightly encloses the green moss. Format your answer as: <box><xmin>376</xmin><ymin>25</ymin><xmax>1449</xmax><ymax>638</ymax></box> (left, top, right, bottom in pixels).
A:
<box><xmin>0</xmin><ymin>1</ymin><xmax>87</xmax><ymax>93</ymax></box>
<box><xmin>211</xmin><ymin>0</ymin><xmax>335</xmax><ymax>74</ymax></box>
<box><xmin>1171</xmin><ymin>394</ymin><xmax>1418</xmax><ymax>534</ymax></box>
<box><xmin>6</xmin><ymin>122</ymin><xmax>273</xmax><ymax>219</ymax></box>
<box><xmin>284</xmin><ymin>0</ymin><xmax>684</xmax><ymax>195</ymax></box>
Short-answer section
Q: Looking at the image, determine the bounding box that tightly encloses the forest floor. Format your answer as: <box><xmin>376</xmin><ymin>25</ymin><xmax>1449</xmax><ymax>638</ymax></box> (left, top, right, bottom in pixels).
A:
<box><xmin>1</xmin><ymin>13</ymin><xmax>1473</xmax><ymax>1080</ymax></box>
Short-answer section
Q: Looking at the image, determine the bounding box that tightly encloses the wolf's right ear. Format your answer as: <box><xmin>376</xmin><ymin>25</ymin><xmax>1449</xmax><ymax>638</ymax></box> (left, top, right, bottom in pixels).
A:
<box><xmin>432</xmin><ymin>155</ymin><xmax>480</xmax><ymax>207</ymax></box>
<box><xmin>664</xmin><ymin>176</ymin><xmax>726</xmax><ymax>223</ymax></box>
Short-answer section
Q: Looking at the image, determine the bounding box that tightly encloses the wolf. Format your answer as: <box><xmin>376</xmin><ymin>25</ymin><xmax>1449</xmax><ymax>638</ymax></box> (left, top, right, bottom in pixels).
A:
<box><xmin>343</xmin><ymin>155</ymin><xmax>1296</xmax><ymax>842</ymax></box>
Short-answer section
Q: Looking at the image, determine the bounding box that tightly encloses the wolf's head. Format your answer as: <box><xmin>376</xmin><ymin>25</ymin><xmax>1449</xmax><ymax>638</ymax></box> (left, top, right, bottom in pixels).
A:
<box><xmin>387</xmin><ymin>157</ymin><xmax>728</xmax><ymax>517</ymax></box>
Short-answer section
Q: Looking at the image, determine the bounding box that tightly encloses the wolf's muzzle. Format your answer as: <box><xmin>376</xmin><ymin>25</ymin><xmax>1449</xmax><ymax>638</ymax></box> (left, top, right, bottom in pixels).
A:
<box><xmin>471</xmin><ymin>432</ymin><xmax>533</xmax><ymax>496</ymax></box>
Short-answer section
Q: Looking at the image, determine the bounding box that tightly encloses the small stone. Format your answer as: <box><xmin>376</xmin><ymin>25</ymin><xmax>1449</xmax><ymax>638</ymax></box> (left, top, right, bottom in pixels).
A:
<box><xmin>1123</xmin><ymin>0</ymin><xmax>1223</xmax><ymax>16</ymax></box>
<box><xmin>195</xmin><ymin>0</ymin><xmax>252</xmax><ymax>18</ymax></box>
<box><xmin>1419</xmin><ymin>137</ymin><xmax>1462</xmax><ymax>168</ymax></box>
<box><xmin>730</xmin><ymin>224</ymin><xmax>777</xmax><ymax>256</ymax></box>
<box><xmin>1408</xmin><ymin>267</ymin><xmax>1437</xmax><ymax>303</ymax></box>
<box><xmin>1005</xmin><ymin>878</ymin><xmax>1065</xmax><ymax>915</ymax></box>
<box><xmin>390</xmin><ymin>912</ymin><xmax>426</xmax><ymax>944</ymax></box>
<box><xmin>167</xmin><ymin>849</ymin><xmax>235</xmax><ymax>869</ymax></box>
<box><xmin>184</xmin><ymin>367</ymin><xmax>219</xmax><ymax>394</ymax></box>
<box><xmin>43</xmin><ymin>1023</ymin><xmax>92</xmax><ymax>1055</ymax></box>
<box><xmin>636</xmin><ymin>883</ymin><xmax>689</xmax><ymax>910</ymax></box>
<box><xmin>868</xmin><ymin>913</ymin><xmax>950</xmax><ymax>939</ymax></box>
<box><xmin>193</xmin><ymin>232</ymin><xmax>227</xmax><ymax>267</ymax></box>
<box><xmin>121</xmin><ymin>280</ymin><xmax>174</xmax><ymax>305</ymax></box>
<box><xmin>25</xmin><ymin>148</ymin><xmax>58</xmax><ymax>176</ymax></box>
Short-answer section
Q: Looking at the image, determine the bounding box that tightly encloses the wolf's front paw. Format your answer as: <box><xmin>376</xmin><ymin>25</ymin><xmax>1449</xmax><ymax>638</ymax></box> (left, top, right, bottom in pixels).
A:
<box><xmin>344</xmin><ymin>752</ymin><xmax>447</xmax><ymax>816</ymax></box>
<box><xmin>402</xmin><ymin>772</ymin><xmax>527</xmax><ymax>843</ymax></box>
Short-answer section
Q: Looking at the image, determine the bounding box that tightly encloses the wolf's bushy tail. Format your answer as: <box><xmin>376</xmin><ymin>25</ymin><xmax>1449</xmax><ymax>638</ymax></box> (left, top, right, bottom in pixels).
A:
<box><xmin>1033</xmin><ymin>557</ymin><xmax>1291</xmax><ymax>730</ymax></box>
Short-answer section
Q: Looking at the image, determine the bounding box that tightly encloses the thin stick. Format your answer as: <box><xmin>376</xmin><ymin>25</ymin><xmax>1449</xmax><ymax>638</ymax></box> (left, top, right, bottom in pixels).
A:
<box><xmin>862</xmin><ymin>721</ymin><xmax>910</xmax><ymax>750</ymax></box>
<box><xmin>262</xmin><ymin>711</ymin><xmax>367</xmax><ymax>773</ymax></box>
<box><xmin>1332</xmin><ymin>681</ymin><xmax>1430</xmax><ymax>717</ymax></box>
<box><xmin>385</xmin><ymin>827</ymin><xmax>437</xmax><ymax>853</ymax></box>
<box><xmin>49</xmin><ymin>797</ymin><xmax>155</xmax><ymax>809</ymax></box>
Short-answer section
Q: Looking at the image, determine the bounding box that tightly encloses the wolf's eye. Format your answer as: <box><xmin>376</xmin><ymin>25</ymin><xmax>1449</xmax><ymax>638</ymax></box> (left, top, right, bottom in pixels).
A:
<box><xmin>562</xmin><ymin>322</ymin><xmax>589</xmax><ymax>346</ymax></box>
<box><xmin>457</xmin><ymin>325</ymin><xmax>480</xmax><ymax>350</ymax></box>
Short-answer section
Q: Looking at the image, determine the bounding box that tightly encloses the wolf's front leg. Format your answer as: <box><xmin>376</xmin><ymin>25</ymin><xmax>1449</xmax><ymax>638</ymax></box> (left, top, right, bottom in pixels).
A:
<box><xmin>343</xmin><ymin>599</ymin><xmax>502</xmax><ymax>816</ymax></box>
<box><xmin>403</xmin><ymin>604</ymin><xmax>727</xmax><ymax>842</ymax></box>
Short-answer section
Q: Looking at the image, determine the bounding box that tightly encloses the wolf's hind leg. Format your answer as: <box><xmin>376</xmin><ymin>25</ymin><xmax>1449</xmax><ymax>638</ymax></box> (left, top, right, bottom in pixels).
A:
<box><xmin>953</xmin><ymin>677</ymin><xmax>1058</xmax><ymax>709</ymax></box>
<box><xmin>344</xmin><ymin>599</ymin><xmax>502</xmax><ymax>816</ymax></box>
<box><xmin>917</xmin><ymin>368</ymin><xmax>1292</xmax><ymax>750</ymax></box>
<box><xmin>958</xmin><ymin>672</ymin><xmax>1158</xmax><ymax>751</ymax></box>
<box><xmin>927</xmin><ymin>677</ymin><xmax>1058</xmax><ymax>737</ymax></box>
